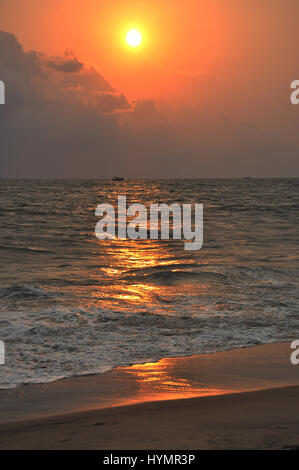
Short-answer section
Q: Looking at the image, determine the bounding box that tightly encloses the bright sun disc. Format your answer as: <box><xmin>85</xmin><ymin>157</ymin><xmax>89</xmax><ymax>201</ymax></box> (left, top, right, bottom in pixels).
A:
<box><xmin>126</xmin><ymin>29</ymin><xmax>142</xmax><ymax>47</ymax></box>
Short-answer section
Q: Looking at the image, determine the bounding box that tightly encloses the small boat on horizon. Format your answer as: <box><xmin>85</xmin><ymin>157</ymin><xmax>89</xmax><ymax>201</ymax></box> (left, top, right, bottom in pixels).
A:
<box><xmin>111</xmin><ymin>176</ymin><xmax>124</xmax><ymax>182</ymax></box>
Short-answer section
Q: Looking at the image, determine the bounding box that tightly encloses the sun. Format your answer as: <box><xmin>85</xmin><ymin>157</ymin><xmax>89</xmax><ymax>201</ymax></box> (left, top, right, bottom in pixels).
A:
<box><xmin>126</xmin><ymin>29</ymin><xmax>142</xmax><ymax>47</ymax></box>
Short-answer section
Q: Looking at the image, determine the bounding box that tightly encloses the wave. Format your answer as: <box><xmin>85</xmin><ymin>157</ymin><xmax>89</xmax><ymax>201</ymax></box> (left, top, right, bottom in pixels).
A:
<box><xmin>0</xmin><ymin>293</ymin><xmax>297</xmax><ymax>389</ymax></box>
<box><xmin>237</xmin><ymin>266</ymin><xmax>299</xmax><ymax>283</ymax></box>
<box><xmin>0</xmin><ymin>284</ymin><xmax>62</xmax><ymax>301</ymax></box>
<box><xmin>0</xmin><ymin>244</ymin><xmax>52</xmax><ymax>253</ymax></box>
<box><xmin>126</xmin><ymin>268</ymin><xmax>227</xmax><ymax>283</ymax></box>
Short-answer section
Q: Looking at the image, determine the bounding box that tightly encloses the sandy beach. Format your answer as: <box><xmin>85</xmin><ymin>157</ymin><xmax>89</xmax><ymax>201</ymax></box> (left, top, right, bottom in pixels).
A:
<box><xmin>0</xmin><ymin>342</ymin><xmax>298</xmax><ymax>449</ymax></box>
<box><xmin>1</xmin><ymin>386</ymin><xmax>299</xmax><ymax>450</ymax></box>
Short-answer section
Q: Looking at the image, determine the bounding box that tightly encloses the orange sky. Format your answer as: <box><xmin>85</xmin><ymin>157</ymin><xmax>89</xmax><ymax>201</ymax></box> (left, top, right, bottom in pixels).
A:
<box><xmin>0</xmin><ymin>0</ymin><xmax>226</xmax><ymax>99</ymax></box>
<box><xmin>1</xmin><ymin>1</ymin><xmax>298</xmax><ymax>106</ymax></box>
<box><xmin>1</xmin><ymin>1</ymin><xmax>298</xmax><ymax>98</ymax></box>
<box><xmin>0</xmin><ymin>1</ymin><xmax>263</xmax><ymax>97</ymax></box>
<box><xmin>0</xmin><ymin>0</ymin><xmax>299</xmax><ymax>177</ymax></box>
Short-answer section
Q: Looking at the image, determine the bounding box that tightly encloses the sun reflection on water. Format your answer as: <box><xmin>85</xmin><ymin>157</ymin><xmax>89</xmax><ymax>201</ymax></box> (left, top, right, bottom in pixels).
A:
<box><xmin>87</xmin><ymin>237</ymin><xmax>197</xmax><ymax>310</ymax></box>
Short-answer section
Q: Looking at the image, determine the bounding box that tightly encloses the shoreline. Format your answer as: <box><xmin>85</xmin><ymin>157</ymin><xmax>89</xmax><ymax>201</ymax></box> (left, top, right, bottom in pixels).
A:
<box><xmin>0</xmin><ymin>340</ymin><xmax>291</xmax><ymax>394</ymax></box>
<box><xmin>0</xmin><ymin>340</ymin><xmax>285</xmax><ymax>392</ymax></box>
<box><xmin>0</xmin><ymin>342</ymin><xmax>298</xmax><ymax>424</ymax></box>
<box><xmin>0</xmin><ymin>342</ymin><xmax>299</xmax><ymax>449</ymax></box>
<box><xmin>0</xmin><ymin>339</ymin><xmax>292</xmax><ymax>391</ymax></box>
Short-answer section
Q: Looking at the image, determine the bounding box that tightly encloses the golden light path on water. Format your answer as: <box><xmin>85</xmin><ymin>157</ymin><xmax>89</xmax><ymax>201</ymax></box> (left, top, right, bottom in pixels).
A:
<box><xmin>84</xmin><ymin>237</ymin><xmax>210</xmax><ymax>312</ymax></box>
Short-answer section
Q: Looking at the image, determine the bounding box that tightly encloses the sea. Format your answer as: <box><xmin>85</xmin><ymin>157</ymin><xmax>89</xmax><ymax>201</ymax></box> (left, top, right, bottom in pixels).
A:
<box><xmin>0</xmin><ymin>178</ymin><xmax>298</xmax><ymax>389</ymax></box>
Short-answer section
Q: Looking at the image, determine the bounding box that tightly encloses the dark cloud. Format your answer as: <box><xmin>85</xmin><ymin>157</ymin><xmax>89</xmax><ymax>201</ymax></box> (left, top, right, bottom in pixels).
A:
<box><xmin>47</xmin><ymin>53</ymin><xmax>83</xmax><ymax>74</ymax></box>
<box><xmin>0</xmin><ymin>30</ymin><xmax>42</xmax><ymax>77</ymax></box>
<box><xmin>61</xmin><ymin>67</ymin><xmax>112</xmax><ymax>92</ymax></box>
<box><xmin>96</xmin><ymin>92</ymin><xmax>131</xmax><ymax>112</ymax></box>
<box><xmin>0</xmin><ymin>30</ymin><xmax>25</xmax><ymax>67</ymax></box>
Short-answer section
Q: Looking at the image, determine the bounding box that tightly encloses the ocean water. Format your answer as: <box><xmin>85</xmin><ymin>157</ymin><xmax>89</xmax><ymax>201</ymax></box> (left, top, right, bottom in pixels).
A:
<box><xmin>0</xmin><ymin>178</ymin><xmax>298</xmax><ymax>389</ymax></box>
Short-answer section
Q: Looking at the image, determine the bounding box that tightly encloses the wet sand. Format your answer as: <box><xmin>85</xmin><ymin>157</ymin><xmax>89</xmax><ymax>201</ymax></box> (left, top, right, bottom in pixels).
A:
<box><xmin>0</xmin><ymin>342</ymin><xmax>298</xmax><ymax>449</ymax></box>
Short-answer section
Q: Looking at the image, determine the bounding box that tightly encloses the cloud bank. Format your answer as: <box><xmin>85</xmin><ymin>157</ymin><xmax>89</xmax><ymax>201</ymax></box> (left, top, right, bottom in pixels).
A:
<box><xmin>0</xmin><ymin>30</ymin><xmax>297</xmax><ymax>178</ymax></box>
